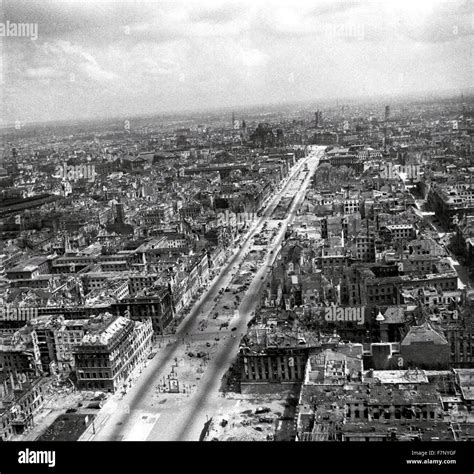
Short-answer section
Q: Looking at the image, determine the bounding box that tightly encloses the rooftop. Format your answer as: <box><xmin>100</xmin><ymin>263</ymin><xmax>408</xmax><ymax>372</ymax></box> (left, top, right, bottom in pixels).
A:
<box><xmin>364</xmin><ymin>369</ymin><xmax>429</xmax><ymax>384</ymax></box>
<box><xmin>401</xmin><ymin>322</ymin><xmax>448</xmax><ymax>346</ymax></box>
<box><xmin>80</xmin><ymin>315</ymin><xmax>132</xmax><ymax>346</ymax></box>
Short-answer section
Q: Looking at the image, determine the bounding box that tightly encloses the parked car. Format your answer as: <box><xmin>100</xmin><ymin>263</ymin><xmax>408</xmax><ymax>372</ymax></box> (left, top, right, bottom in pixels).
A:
<box><xmin>87</xmin><ymin>401</ymin><xmax>103</xmax><ymax>409</ymax></box>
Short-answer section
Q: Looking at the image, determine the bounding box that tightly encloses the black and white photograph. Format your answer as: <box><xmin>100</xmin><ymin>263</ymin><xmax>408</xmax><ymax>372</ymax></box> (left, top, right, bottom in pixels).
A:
<box><xmin>0</xmin><ymin>0</ymin><xmax>472</xmax><ymax>473</ymax></box>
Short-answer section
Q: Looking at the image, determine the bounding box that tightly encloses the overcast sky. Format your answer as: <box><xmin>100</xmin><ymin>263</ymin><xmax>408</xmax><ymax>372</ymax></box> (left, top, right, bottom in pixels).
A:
<box><xmin>1</xmin><ymin>0</ymin><xmax>472</xmax><ymax>124</ymax></box>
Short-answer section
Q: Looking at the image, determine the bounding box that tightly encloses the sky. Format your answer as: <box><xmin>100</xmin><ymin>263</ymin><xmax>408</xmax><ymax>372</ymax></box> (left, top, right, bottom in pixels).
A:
<box><xmin>1</xmin><ymin>0</ymin><xmax>472</xmax><ymax>124</ymax></box>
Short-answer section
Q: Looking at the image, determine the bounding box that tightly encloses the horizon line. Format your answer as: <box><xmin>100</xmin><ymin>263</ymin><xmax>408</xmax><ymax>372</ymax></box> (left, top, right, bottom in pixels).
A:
<box><xmin>2</xmin><ymin>86</ymin><xmax>473</xmax><ymax>131</ymax></box>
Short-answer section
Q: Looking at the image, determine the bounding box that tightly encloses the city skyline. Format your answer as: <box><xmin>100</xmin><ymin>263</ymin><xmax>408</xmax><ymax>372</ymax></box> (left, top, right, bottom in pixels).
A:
<box><xmin>2</xmin><ymin>0</ymin><xmax>472</xmax><ymax>124</ymax></box>
<box><xmin>0</xmin><ymin>1</ymin><xmax>473</xmax><ymax>462</ymax></box>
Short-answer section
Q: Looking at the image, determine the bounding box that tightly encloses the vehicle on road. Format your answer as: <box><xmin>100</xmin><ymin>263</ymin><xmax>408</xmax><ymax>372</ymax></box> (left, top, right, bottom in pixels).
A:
<box><xmin>87</xmin><ymin>401</ymin><xmax>103</xmax><ymax>409</ymax></box>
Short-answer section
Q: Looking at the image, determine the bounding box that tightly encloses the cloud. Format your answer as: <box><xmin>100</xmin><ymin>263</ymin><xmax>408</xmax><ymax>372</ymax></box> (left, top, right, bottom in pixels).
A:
<box><xmin>24</xmin><ymin>66</ymin><xmax>64</xmax><ymax>79</ymax></box>
<box><xmin>3</xmin><ymin>0</ymin><xmax>157</xmax><ymax>40</ymax></box>
<box><xmin>309</xmin><ymin>1</ymin><xmax>362</xmax><ymax>17</ymax></box>
<box><xmin>239</xmin><ymin>47</ymin><xmax>267</xmax><ymax>68</ymax></box>
<box><xmin>1</xmin><ymin>0</ymin><xmax>471</xmax><ymax>123</ymax></box>
<box><xmin>188</xmin><ymin>2</ymin><xmax>244</xmax><ymax>24</ymax></box>
<box><xmin>81</xmin><ymin>62</ymin><xmax>117</xmax><ymax>82</ymax></box>
<box><xmin>404</xmin><ymin>2</ymin><xmax>473</xmax><ymax>43</ymax></box>
<box><xmin>38</xmin><ymin>40</ymin><xmax>118</xmax><ymax>82</ymax></box>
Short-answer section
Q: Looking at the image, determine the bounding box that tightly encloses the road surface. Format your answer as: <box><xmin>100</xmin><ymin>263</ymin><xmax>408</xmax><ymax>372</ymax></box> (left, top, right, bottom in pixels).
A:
<box><xmin>82</xmin><ymin>145</ymin><xmax>325</xmax><ymax>441</ymax></box>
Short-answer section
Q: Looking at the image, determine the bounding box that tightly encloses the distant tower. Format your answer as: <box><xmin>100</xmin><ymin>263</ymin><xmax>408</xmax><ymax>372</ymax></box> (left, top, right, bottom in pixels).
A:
<box><xmin>241</xmin><ymin>120</ymin><xmax>247</xmax><ymax>138</ymax></box>
<box><xmin>315</xmin><ymin>111</ymin><xmax>319</xmax><ymax>127</ymax></box>
<box><xmin>341</xmin><ymin>217</ymin><xmax>348</xmax><ymax>240</ymax></box>
<box><xmin>115</xmin><ymin>202</ymin><xmax>125</xmax><ymax>225</ymax></box>
<box><xmin>383</xmin><ymin>105</ymin><xmax>390</xmax><ymax>147</ymax></box>
<box><xmin>64</xmin><ymin>232</ymin><xmax>71</xmax><ymax>253</ymax></box>
<box><xmin>232</xmin><ymin>111</ymin><xmax>235</xmax><ymax>129</ymax></box>
<box><xmin>321</xmin><ymin>217</ymin><xmax>328</xmax><ymax>239</ymax></box>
